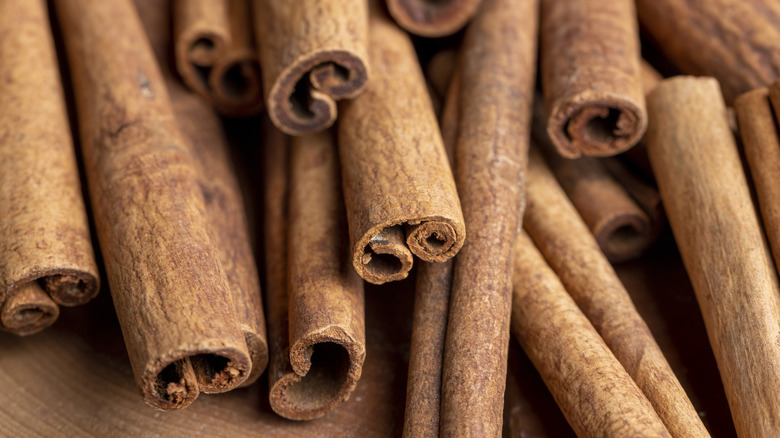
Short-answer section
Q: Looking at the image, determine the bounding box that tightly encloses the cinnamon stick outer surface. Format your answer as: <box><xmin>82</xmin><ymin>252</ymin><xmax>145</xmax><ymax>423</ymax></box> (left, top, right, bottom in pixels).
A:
<box><xmin>338</xmin><ymin>11</ymin><xmax>464</xmax><ymax>285</ymax></box>
<box><xmin>55</xmin><ymin>0</ymin><xmax>251</xmax><ymax>409</ymax></box>
<box><xmin>524</xmin><ymin>148</ymin><xmax>709</xmax><ymax>437</ymax></box>
<box><xmin>647</xmin><ymin>76</ymin><xmax>780</xmax><ymax>437</ymax></box>
<box><xmin>0</xmin><ymin>0</ymin><xmax>99</xmax><ymax>329</ymax></box>
<box><xmin>540</xmin><ymin>0</ymin><xmax>646</xmax><ymax>158</ymax></box>
<box><xmin>440</xmin><ymin>0</ymin><xmax>537</xmax><ymax>435</ymax></box>
<box><xmin>511</xmin><ymin>231</ymin><xmax>671</xmax><ymax>437</ymax></box>
<box><xmin>386</xmin><ymin>0</ymin><xmax>483</xmax><ymax>37</ymax></box>
<box><xmin>254</xmin><ymin>0</ymin><xmax>369</xmax><ymax>135</ymax></box>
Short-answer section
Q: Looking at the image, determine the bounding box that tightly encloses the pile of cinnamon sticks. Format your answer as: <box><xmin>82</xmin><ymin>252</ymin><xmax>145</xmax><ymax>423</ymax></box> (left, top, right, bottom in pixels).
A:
<box><xmin>4</xmin><ymin>0</ymin><xmax>780</xmax><ymax>435</ymax></box>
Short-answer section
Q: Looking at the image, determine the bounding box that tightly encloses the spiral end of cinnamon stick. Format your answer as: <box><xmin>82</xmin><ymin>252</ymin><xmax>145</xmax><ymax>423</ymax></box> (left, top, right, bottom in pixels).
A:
<box><xmin>548</xmin><ymin>98</ymin><xmax>647</xmax><ymax>158</ymax></box>
<box><xmin>406</xmin><ymin>220</ymin><xmax>461</xmax><ymax>262</ymax></box>
<box><xmin>147</xmin><ymin>358</ymin><xmax>200</xmax><ymax>410</ymax></box>
<box><xmin>190</xmin><ymin>352</ymin><xmax>250</xmax><ymax>394</ymax></box>
<box><xmin>0</xmin><ymin>282</ymin><xmax>60</xmax><ymax>336</ymax></box>
<box><xmin>186</xmin><ymin>32</ymin><xmax>227</xmax><ymax>67</ymax></box>
<box><xmin>43</xmin><ymin>272</ymin><xmax>99</xmax><ymax>307</ymax></box>
<box><xmin>354</xmin><ymin>225</ymin><xmax>414</xmax><ymax>285</ymax></box>
<box><xmin>209</xmin><ymin>52</ymin><xmax>265</xmax><ymax>116</ymax></box>
<box><xmin>387</xmin><ymin>0</ymin><xmax>483</xmax><ymax>37</ymax></box>
<box><xmin>595</xmin><ymin>212</ymin><xmax>653</xmax><ymax>263</ymax></box>
<box><xmin>268</xmin><ymin>51</ymin><xmax>368</xmax><ymax>135</ymax></box>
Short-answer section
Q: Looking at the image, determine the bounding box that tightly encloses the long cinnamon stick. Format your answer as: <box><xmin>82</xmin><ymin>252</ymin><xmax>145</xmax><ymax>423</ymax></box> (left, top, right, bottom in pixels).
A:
<box><xmin>511</xmin><ymin>231</ymin><xmax>671</xmax><ymax>437</ymax></box>
<box><xmin>524</xmin><ymin>148</ymin><xmax>709</xmax><ymax>437</ymax></box>
<box><xmin>439</xmin><ymin>0</ymin><xmax>537</xmax><ymax>435</ymax></box>
<box><xmin>173</xmin><ymin>0</ymin><xmax>263</xmax><ymax>116</ymax></box>
<box><xmin>253</xmin><ymin>0</ymin><xmax>369</xmax><ymax>135</ymax></box>
<box><xmin>647</xmin><ymin>76</ymin><xmax>780</xmax><ymax>436</ymax></box>
<box><xmin>0</xmin><ymin>0</ymin><xmax>99</xmax><ymax>335</ymax></box>
<box><xmin>55</xmin><ymin>0</ymin><xmax>251</xmax><ymax>409</ymax></box>
<box><xmin>386</xmin><ymin>0</ymin><xmax>482</xmax><ymax>37</ymax></box>
<box><xmin>338</xmin><ymin>11</ymin><xmax>464</xmax><ymax>285</ymax></box>
<box><xmin>540</xmin><ymin>0</ymin><xmax>646</xmax><ymax>158</ymax></box>
<box><xmin>636</xmin><ymin>0</ymin><xmax>780</xmax><ymax>104</ymax></box>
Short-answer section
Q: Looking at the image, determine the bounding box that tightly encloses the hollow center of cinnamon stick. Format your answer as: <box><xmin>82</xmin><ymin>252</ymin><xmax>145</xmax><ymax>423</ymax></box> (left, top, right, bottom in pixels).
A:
<box><xmin>578</xmin><ymin>107</ymin><xmax>623</xmax><ymax>145</ymax></box>
<box><xmin>285</xmin><ymin>342</ymin><xmax>351</xmax><ymax>410</ymax></box>
<box><xmin>219</xmin><ymin>62</ymin><xmax>253</xmax><ymax>99</ymax></box>
<box><xmin>190</xmin><ymin>354</ymin><xmax>243</xmax><ymax>391</ymax></box>
<box><xmin>154</xmin><ymin>360</ymin><xmax>195</xmax><ymax>406</ymax></box>
<box><xmin>604</xmin><ymin>222</ymin><xmax>647</xmax><ymax>258</ymax></box>
<box><xmin>189</xmin><ymin>37</ymin><xmax>217</xmax><ymax>65</ymax></box>
<box><xmin>362</xmin><ymin>246</ymin><xmax>404</xmax><ymax>277</ymax></box>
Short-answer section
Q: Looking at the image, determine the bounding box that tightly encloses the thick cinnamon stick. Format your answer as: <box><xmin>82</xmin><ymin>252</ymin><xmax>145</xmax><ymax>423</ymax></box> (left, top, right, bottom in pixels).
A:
<box><xmin>0</xmin><ymin>0</ymin><xmax>99</xmax><ymax>335</ymax></box>
<box><xmin>173</xmin><ymin>0</ymin><xmax>263</xmax><ymax>116</ymax></box>
<box><xmin>338</xmin><ymin>11</ymin><xmax>464</xmax><ymax>285</ymax></box>
<box><xmin>647</xmin><ymin>76</ymin><xmax>780</xmax><ymax>436</ymax></box>
<box><xmin>511</xmin><ymin>231</ymin><xmax>671</xmax><ymax>437</ymax></box>
<box><xmin>540</xmin><ymin>0</ymin><xmax>646</xmax><ymax>158</ymax></box>
<box><xmin>386</xmin><ymin>0</ymin><xmax>482</xmax><ymax>37</ymax></box>
<box><xmin>439</xmin><ymin>0</ymin><xmax>537</xmax><ymax>435</ymax></box>
<box><xmin>524</xmin><ymin>149</ymin><xmax>709</xmax><ymax>437</ymax></box>
<box><xmin>637</xmin><ymin>0</ymin><xmax>780</xmax><ymax>104</ymax></box>
<box><xmin>253</xmin><ymin>0</ymin><xmax>369</xmax><ymax>135</ymax></box>
<box><xmin>55</xmin><ymin>0</ymin><xmax>251</xmax><ymax>409</ymax></box>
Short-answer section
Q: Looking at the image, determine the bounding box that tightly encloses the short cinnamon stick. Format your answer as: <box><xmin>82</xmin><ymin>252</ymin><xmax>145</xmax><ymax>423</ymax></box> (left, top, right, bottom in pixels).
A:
<box><xmin>386</xmin><ymin>0</ymin><xmax>482</xmax><ymax>37</ymax></box>
<box><xmin>0</xmin><ymin>0</ymin><xmax>99</xmax><ymax>335</ymax></box>
<box><xmin>338</xmin><ymin>11</ymin><xmax>464</xmax><ymax>285</ymax></box>
<box><xmin>647</xmin><ymin>76</ymin><xmax>780</xmax><ymax>436</ymax></box>
<box><xmin>253</xmin><ymin>0</ymin><xmax>369</xmax><ymax>135</ymax></box>
<box><xmin>524</xmin><ymin>148</ymin><xmax>709</xmax><ymax>437</ymax></box>
<box><xmin>0</xmin><ymin>283</ymin><xmax>60</xmax><ymax>337</ymax></box>
<box><xmin>439</xmin><ymin>0</ymin><xmax>537</xmax><ymax>435</ymax></box>
<box><xmin>173</xmin><ymin>0</ymin><xmax>263</xmax><ymax>116</ymax></box>
<box><xmin>511</xmin><ymin>231</ymin><xmax>671</xmax><ymax>437</ymax></box>
<box><xmin>55</xmin><ymin>0</ymin><xmax>251</xmax><ymax>409</ymax></box>
<box><xmin>540</xmin><ymin>0</ymin><xmax>646</xmax><ymax>158</ymax></box>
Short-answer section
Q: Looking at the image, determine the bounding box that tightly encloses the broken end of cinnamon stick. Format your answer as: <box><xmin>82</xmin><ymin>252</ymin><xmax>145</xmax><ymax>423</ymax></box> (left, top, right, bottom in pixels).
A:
<box><xmin>208</xmin><ymin>51</ymin><xmax>264</xmax><ymax>116</ymax></box>
<box><xmin>386</xmin><ymin>0</ymin><xmax>483</xmax><ymax>37</ymax></box>
<box><xmin>405</xmin><ymin>218</ymin><xmax>464</xmax><ymax>263</ymax></box>
<box><xmin>268</xmin><ymin>51</ymin><xmax>369</xmax><ymax>135</ymax></box>
<box><xmin>0</xmin><ymin>282</ymin><xmax>60</xmax><ymax>336</ymax></box>
<box><xmin>595</xmin><ymin>209</ymin><xmax>653</xmax><ymax>263</ymax></box>
<box><xmin>42</xmin><ymin>271</ymin><xmax>99</xmax><ymax>307</ymax></box>
<box><xmin>269</xmin><ymin>328</ymin><xmax>366</xmax><ymax>421</ymax></box>
<box><xmin>354</xmin><ymin>225</ymin><xmax>415</xmax><ymax>284</ymax></box>
<box><xmin>145</xmin><ymin>357</ymin><xmax>200</xmax><ymax>410</ymax></box>
<box><xmin>547</xmin><ymin>94</ymin><xmax>647</xmax><ymax>158</ymax></box>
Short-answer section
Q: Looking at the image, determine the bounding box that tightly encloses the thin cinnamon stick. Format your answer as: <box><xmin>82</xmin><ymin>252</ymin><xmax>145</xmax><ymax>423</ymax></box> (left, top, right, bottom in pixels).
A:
<box><xmin>173</xmin><ymin>0</ymin><xmax>263</xmax><ymax>116</ymax></box>
<box><xmin>647</xmin><ymin>76</ymin><xmax>780</xmax><ymax>436</ymax></box>
<box><xmin>0</xmin><ymin>283</ymin><xmax>60</xmax><ymax>337</ymax></box>
<box><xmin>386</xmin><ymin>0</ymin><xmax>482</xmax><ymax>37</ymax></box>
<box><xmin>0</xmin><ymin>0</ymin><xmax>99</xmax><ymax>335</ymax></box>
<box><xmin>636</xmin><ymin>0</ymin><xmax>780</xmax><ymax>104</ymax></box>
<box><xmin>253</xmin><ymin>0</ymin><xmax>369</xmax><ymax>135</ymax></box>
<box><xmin>338</xmin><ymin>11</ymin><xmax>464</xmax><ymax>285</ymax></box>
<box><xmin>425</xmin><ymin>48</ymin><xmax>458</xmax><ymax>104</ymax></box>
<box><xmin>439</xmin><ymin>0</ymin><xmax>537</xmax><ymax>435</ymax></box>
<box><xmin>540</xmin><ymin>0</ymin><xmax>646</xmax><ymax>158</ymax></box>
<box><xmin>511</xmin><ymin>231</ymin><xmax>671</xmax><ymax>437</ymax></box>
<box><xmin>54</xmin><ymin>0</ymin><xmax>251</xmax><ymax>409</ymax></box>
<box><xmin>524</xmin><ymin>148</ymin><xmax>709</xmax><ymax>437</ymax></box>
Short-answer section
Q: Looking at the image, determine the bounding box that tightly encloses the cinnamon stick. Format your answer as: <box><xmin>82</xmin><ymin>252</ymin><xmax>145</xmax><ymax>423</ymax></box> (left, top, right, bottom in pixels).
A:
<box><xmin>263</xmin><ymin>124</ymin><xmax>366</xmax><ymax>420</ymax></box>
<box><xmin>0</xmin><ymin>0</ymin><xmax>99</xmax><ymax>335</ymax></box>
<box><xmin>386</xmin><ymin>0</ymin><xmax>482</xmax><ymax>37</ymax></box>
<box><xmin>636</xmin><ymin>0</ymin><xmax>780</xmax><ymax>104</ymax></box>
<box><xmin>511</xmin><ymin>231</ymin><xmax>671</xmax><ymax>437</ymax></box>
<box><xmin>439</xmin><ymin>0</ymin><xmax>537</xmax><ymax>434</ymax></box>
<box><xmin>54</xmin><ymin>0</ymin><xmax>251</xmax><ymax>409</ymax></box>
<box><xmin>173</xmin><ymin>0</ymin><xmax>263</xmax><ymax>116</ymax></box>
<box><xmin>647</xmin><ymin>76</ymin><xmax>780</xmax><ymax>436</ymax></box>
<box><xmin>338</xmin><ymin>11</ymin><xmax>464</xmax><ymax>285</ymax></box>
<box><xmin>253</xmin><ymin>0</ymin><xmax>369</xmax><ymax>135</ymax></box>
<box><xmin>540</xmin><ymin>0</ymin><xmax>646</xmax><ymax>158</ymax></box>
<box><xmin>524</xmin><ymin>148</ymin><xmax>709</xmax><ymax>437</ymax></box>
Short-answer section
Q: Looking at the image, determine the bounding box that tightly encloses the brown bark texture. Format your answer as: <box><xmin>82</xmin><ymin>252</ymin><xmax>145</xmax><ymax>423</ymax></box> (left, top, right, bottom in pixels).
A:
<box><xmin>173</xmin><ymin>0</ymin><xmax>263</xmax><ymax>116</ymax></box>
<box><xmin>647</xmin><ymin>76</ymin><xmax>780</xmax><ymax>437</ymax></box>
<box><xmin>524</xmin><ymin>148</ymin><xmax>709</xmax><ymax>437</ymax></box>
<box><xmin>439</xmin><ymin>0</ymin><xmax>537</xmax><ymax>435</ymax></box>
<box><xmin>253</xmin><ymin>0</ymin><xmax>369</xmax><ymax>135</ymax></box>
<box><xmin>55</xmin><ymin>0</ymin><xmax>251</xmax><ymax>410</ymax></box>
<box><xmin>0</xmin><ymin>0</ymin><xmax>100</xmax><ymax>335</ymax></box>
<box><xmin>338</xmin><ymin>11</ymin><xmax>464</xmax><ymax>285</ymax></box>
<box><xmin>540</xmin><ymin>0</ymin><xmax>646</xmax><ymax>158</ymax></box>
<box><xmin>386</xmin><ymin>0</ymin><xmax>483</xmax><ymax>37</ymax></box>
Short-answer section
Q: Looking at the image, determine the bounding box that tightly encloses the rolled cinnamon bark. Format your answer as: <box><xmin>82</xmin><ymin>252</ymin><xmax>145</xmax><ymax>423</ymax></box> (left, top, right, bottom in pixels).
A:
<box><xmin>0</xmin><ymin>0</ymin><xmax>99</xmax><ymax>335</ymax></box>
<box><xmin>173</xmin><ymin>0</ymin><xmax>263</xmax><ymax>116</ymax></box>
<box><xmin>439</xmin><ymin>0</ymin><xmax>537</xmax><ymax>435</ymax></box>
<box><xmin>0</xmin><ymin>283</ymin><xmax>60</xmax><ymax>337</ymax></box>
<box><xmin>338</xmin><ymin>11</ymin><xmax>464</xmax><ymax>285</ymax></box>
<box><xmin>648</xmin><ymin>77</ymin><xmax>780</xmax><ymax>436</ymax></box>
<box><xmin>637</xmin><ymin>0</ymin><xmax>780</xmax><ymax>104</ymax></box>
<box><xmin>386</xmin><ymin>0</ymin><xmax>482</xmax><ymax>37</ymax></box>
<box><xmin>540</xmin><ymin>0</ymin><xmax>646</xmax><ymax>158</ymax></box>
<box><xmin>524</xmin><ymin>148</ymin><xmax>709</xmax><ymax>437</ymax></box>
<box><xmin>54</xmin><ymin>0</ymin><xmax>251</xmax><ymax>410</ymax></box>
<box><xmin>511</xmin><ymin>231</ymin><xmax>671</xmax><ymax>437</ymax></box>
<box><xmin>253</xmin><ymin>0</ymin><xmax>369</xmax><ymax>135</ymax></box>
